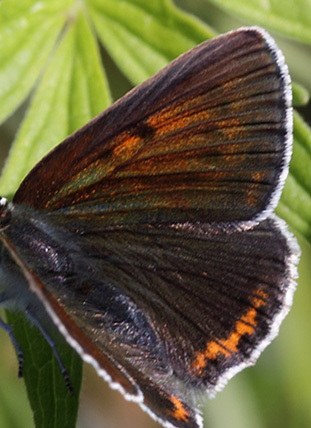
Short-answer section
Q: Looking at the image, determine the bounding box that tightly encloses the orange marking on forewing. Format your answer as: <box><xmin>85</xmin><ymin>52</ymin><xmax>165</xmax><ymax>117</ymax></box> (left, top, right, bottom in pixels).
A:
<box><xmin>246</xmin><ymin>171</ymin><xmax>267</xmax><ymax>208</ymax></box>
<box><xmin>112</xmin><ymin>133</ymin><xmax>145</xmax><ymax>166</ymax></box>
<box><xmin>147</xmin><ymin>102</ymin><xmax>210</xmax><ymax>137</ymax></box>
<box><xmin>169</xmin><ymin>396</ymin><xmax>189</xmax><ymax>422</ymax></box>
<box><xmin>192</xmin><ymin>288</ymin><xmax>268</xmax><ymax>374</ymax></box>
<box><xmin>217</xmin><ymin>117</ymin><xmax>242</xmax><ymax>140</ymax></box>
<box><xmin>46</xmin><ymin>132</ymin><xmax>146</xmax><ymax>207</ymax></box>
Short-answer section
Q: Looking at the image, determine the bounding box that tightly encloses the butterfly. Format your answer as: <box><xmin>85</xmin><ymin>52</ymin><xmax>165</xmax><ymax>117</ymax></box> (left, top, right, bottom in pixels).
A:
<box><xmin>0</xmin><ymin>26</ymin><xmax>299</xmax><ymax>428</ymax></box>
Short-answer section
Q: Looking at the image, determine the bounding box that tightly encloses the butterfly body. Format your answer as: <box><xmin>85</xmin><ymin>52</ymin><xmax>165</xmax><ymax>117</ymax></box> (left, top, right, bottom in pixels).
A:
<box><xmin>0</xmin><ymin>27</ymin><xmax>300</xmax><ymax>428</ymax></box>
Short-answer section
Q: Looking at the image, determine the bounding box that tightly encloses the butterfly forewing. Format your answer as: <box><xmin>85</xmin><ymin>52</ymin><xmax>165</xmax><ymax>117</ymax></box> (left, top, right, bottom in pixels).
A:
<box><xmin>14</xmin><ymin>29</ymin><xmax>291</xmax><ymax>228</ymax></box>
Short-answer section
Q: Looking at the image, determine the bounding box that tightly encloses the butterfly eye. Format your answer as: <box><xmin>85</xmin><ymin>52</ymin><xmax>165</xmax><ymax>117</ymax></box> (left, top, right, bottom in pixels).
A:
<box><xmin>0</xmin><ymin>198</ymin><xmax>11</xmax><ymax>231</ymax></box>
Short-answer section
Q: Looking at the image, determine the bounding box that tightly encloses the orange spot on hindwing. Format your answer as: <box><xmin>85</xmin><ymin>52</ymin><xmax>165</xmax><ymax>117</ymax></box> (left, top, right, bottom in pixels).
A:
<box><xmin>192</xmin><ymin>288</ymin><xmax>268</xmax><ymax>374</ymax></box>
<box><xmin>169</xmin><ymin>396</ymin><xmax>190</xmax><ymax>422</ymax></box>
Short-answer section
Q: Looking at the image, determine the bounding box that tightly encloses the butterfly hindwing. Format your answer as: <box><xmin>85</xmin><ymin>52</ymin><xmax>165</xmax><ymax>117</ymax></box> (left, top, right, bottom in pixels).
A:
<box><xmin>42</xmin><ymin>214</ymin><xmax>297</xmax><ymax>393</ymax></box>
<box><xmin>0</xmin><ymin>204</ymin><xmax>298</xmax><ymax>427</ymax></box>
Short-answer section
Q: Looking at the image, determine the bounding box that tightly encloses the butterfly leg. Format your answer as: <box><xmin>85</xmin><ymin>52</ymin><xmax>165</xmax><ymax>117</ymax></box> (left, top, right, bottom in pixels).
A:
<box><xmin>25</xmin><ymin>308</ymin><xmax>74</xmax><ymax>394</ymax></box>
<box><xmin>0</xmin><ymin>309</ymin><xmax>24</xmax><ymax>377</ymax></box>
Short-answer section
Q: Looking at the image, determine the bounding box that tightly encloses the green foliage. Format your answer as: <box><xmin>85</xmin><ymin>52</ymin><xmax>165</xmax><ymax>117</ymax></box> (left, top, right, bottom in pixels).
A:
<box><xmin>5</xmin><ymin>311</ymin><xmax>83</xmax><ymax>428</ymax></box>
<box><xmin>205</xmin><ymin>0</ymin><xmax>311</xmax><ymax>42</ymax></box>
<box><xmin>276</xmin><ymin>111</ymin><xmax>311</xmax><ymax>242</ymax></box>
<box><xmin>0</xmin><ymin>1</ymin><xmax>310</xmax><ymax>428</ymax></box>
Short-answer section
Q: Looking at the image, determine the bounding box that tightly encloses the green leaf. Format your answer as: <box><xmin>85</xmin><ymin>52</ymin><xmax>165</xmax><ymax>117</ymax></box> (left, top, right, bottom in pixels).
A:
<box><xmin>277</xmin><ymin>111</ymin><xmax>311</xmax><ymax>243</ymax></box>
<box><xmin>69</xmin><ymin>12</ymin><xmax>112</xmax><ymax>131</ymax></box>
<box><xmin>5</xmin><ymin>311</ymin><xmax>82</xmax><ymax>428</ymax></box>
<box><xmin>205</xmin><ymin>0</ymin><xmax>311</xmax><ymax>43</ymax></box>
<box><xmin>0</xmin><ymin>0</ymin><xmax>72</xmax><ymax>17</ymax></box>
<box><xmin>0</xmin><ymin>1</ymin><xmax>69</xmax><ymax>124</ymax></box>
<box><xmin>0</xmin><ymin>333</ymin><xmax>33</xmax><ymax>428</ymax></box>
<box><xmin>292</xmin><ymin>82</ymin><xmax>310</xmax><ymax>106</ymax></box>
<box><xmin>88</xmin><ymin>0</ymin><xmax>215</xmax><ymax>84</ymax></box>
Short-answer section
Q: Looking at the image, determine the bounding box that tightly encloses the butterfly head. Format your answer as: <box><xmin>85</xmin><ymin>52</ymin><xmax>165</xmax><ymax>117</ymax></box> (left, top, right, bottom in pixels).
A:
<box><xmin>0</xmin><ymin>197</ymin><xmax>11</xmax><ymax>231</ymax></box>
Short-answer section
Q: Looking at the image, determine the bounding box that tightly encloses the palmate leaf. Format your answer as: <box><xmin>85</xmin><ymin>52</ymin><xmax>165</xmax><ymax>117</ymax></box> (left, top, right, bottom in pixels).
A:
<box><xmin>0</xmin><ymin>1</ymin><xmax>310</xmax><ymax>428</ymax></box>
<box><xmin>87</xmin><ymin>0</ymin><xmax>215</xmax><ymax>84</ymax></box>
<box><xmin>0</xmin><ymin>0</ymin><xmax>70</xmax><ymax>124</ymax></box>
<box><xmin>205</xmin><ymin>0</ymin><xmax>311</xmax><ymax>43</ymax></box>
<box><xmin>277</xmin><ymin>111</ymin><xmax>311</xmax><ymax>243</ymax></box>
<box><xmin>4</xmin><ymin>311</ymin><xmax>83</xmax><ymax>428</ymax></box>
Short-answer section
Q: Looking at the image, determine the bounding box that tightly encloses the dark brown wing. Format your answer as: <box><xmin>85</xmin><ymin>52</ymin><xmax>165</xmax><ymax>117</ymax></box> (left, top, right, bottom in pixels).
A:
<box><xmin>45</xmin><ymin>215</ymin><xmax>298</xmax><ymax>393</ymax></box>
<box><xmin>14</xmin><ymin>28</ymin><xmax>292</xmax><ymax>228</ymax></box>
<box><xmin>1</xmin><ymin>208</ymin><xmax>299</xmax><ymax>428</ymax></box>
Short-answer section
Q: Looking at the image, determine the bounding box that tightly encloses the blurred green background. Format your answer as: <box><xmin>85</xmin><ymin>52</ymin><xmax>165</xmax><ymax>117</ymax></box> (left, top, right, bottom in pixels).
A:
<box><xmin>0</xmin><ymin>0</ymin><xmax>311</xmax><ymax>428</ymax></box>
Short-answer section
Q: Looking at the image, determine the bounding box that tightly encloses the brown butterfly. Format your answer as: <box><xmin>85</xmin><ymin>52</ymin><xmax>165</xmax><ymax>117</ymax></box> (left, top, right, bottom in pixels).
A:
<box><xmin>0</xmin><ymin>27</ymin><xmax>299</xmax><ymax>428</ymax></box>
